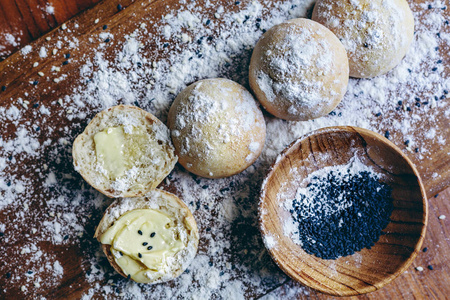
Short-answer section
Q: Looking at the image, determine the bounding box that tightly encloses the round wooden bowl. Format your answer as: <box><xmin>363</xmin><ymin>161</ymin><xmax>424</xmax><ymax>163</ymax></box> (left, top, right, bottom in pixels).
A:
<box><xmin>259</xmin><ymin>126</ymin><xmax>428</xmax><ymax>296</ymax></box>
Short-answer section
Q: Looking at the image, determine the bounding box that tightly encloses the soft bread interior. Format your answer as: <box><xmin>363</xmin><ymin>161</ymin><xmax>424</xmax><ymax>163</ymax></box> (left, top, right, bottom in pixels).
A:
<box><xmin>73</xmin><ymin>105</ymin><xmax>177</xmax><ymax>197</ymax></box>
<box><xmin>94</xmin><ymin>189</ymin><xmax>199</xmax><ymax>284</ymax></box>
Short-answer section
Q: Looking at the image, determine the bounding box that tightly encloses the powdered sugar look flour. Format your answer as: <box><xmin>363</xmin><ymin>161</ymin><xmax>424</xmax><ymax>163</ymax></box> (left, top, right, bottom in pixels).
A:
<box><xmin>0</xmin><ymin>0</ymin><xmax>448</xmax><ymax>299</ymax></box>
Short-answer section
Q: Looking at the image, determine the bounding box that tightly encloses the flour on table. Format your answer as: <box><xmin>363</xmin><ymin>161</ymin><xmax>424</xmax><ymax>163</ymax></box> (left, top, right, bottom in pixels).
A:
<box><xmin>0</xmin><ymin>0</ymin><xmax>448</xmax><ymax>298</ymax></box>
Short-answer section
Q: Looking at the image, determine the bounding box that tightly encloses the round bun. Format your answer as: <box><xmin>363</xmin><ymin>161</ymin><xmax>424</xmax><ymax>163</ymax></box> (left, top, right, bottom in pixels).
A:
<box><xmin>168</xmin><ymin>78</ymin><xmax>266</xmax><ymax>178</ymax></box>
<box><xmin>94</xmin><ymin>189</ymin><xmax>199</xmax><ymax>284</ymax></box>
<box><xmin>312</xmin><ymin>0</ymin><xmax>414</xmax><ymax>78</ymax></box>
<box><xmin>249</xmin><ymin>18</ymin><xmax>349</xmax><ymax>121</ymax></box>
<box><xmin>73</xmin><ymin>105</ymin><xmax>177</xmax><ymax>198</ymax></box>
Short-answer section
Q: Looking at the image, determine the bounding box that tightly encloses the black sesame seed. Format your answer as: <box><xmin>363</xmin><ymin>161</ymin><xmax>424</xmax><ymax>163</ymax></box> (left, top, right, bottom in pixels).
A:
<box><xmin>202</xmin><ymin>185</ymin><xmax>208</xmax><ymax>189</ymax></box>
<box><xmin>127</xmin><ymin>274</ymin><xmax>131</xmax><ymax>280</ymax></box>
<box><xmin>441</xmin><ymin>95</ymin><xmax>447</xmax><ymax>100</ymax></box>
<box><xmin>407</xmin><ymin>107</ymin><xmax>411</xmax><ymax>111</ymax></box>
<box><xmin>205</xmin><ymin>19</ymin><xmax>211</xmax><ymax>25</ymax></box>
<box><xmin>65</xmin><ymin>53</ymin><xmax>70</xmax><ymax>59</ymax></box>
<box><xmin>235</xmin><ymin>1</ymin><xmax>241</xmax><ymax>4</ymax></box>
<box><xmin>398</xmin><ymin>100</ymin><xmax>403</xmax><ymax>105</ymax></box>
<box><xmin>415</xmin><ymin>97</ymin><xmax>421</xmax><ymax>101</ymax></box>
<box><xmin>437</xmin><ymin>32</ymin><xmax>441</xmax><ymax>38</ymax></box>
<box><xmin>138</xmin><ymin>253</ymin><xmax>142</xmax><ymax>258</ymax></box>
<box><xmin>375</xmin><ymin>112</ymin><xmax>382</xmax><ymax>117</ymax></box>
<box><xmin>6</xmin><ymin>182</ymin><xmax>10</xmax><ymax>187</ymax></box>
<box><xmin>120</xmin><ymin>251</ymin><xmax>123</xmax><ymax>256</ymax></box>
<box><xmin>255</xmin><ymin>22</ymin><xmax>261</xmax><ymax>28</ymax></box>
<box><xmin>143</xmin><ymin>242</ymin><xmax>148</xmax><ymax>246</ymax></box>
<box><xmin>204</xmin><ymin>204</ymin><xmax>209</xmax><ymax>210</ymax></box>
<box><xmin>63</xmin><ymin>235</ymin><xmax>69</xmax><ymax>240</ymax></box>
<box><xmin>103</xmin><ymin>25</ymin><xmax>108</xmax><ymax>30</ymax></box>
<box><xmin>262</xmin><ymin>29</ymin><xmax>267</xmax><ymax>33</ymax></box>
<box><xmin>0</xmin><ymin>232</ymin><xmax>4</xmax><ymax>237</ymax></box>
<box><xmin>415</xmin><ymin>102</ymin><xmax>421</xmax><ymax>107</ymax></box>
<box><xmin>163</xmin><ymin>43</ymin><xmax>169</xmax><ymax>48</ymax></box>
<box><xmin>117</xmin><ymin>4</ymin><xmax>123</xmax><ymax>11</ymax></box>
<box><xmin>434</xmin><ymin>194</ymin><xmax>439</xmax><ymax>198</ymax></box>
<box><xmin>405</xmin><ymin>140</ymin><xmax>410</xmax><ymax>146</ymax></box>
<box><xmin>208</xmin><ymin>261</ymin><xmax>213</xmax><ymax>266</ymax></box>
<box><xmin>33</xmin><ymin>81</ymin><xmax>39</xmax><ymax>85</ymax></box>
<box><xmin>437</xmin><ymin>59</ymin><xmax>442</xmax><ymax>64</ymax></box>
<box><xmin>444</xmin><ymin>90</ymin><xmax>448</xmax><ymax>94</ymax></box>
<box><xmin>428</xmin><ymin>4</ymin><xmax>432</xmax><ymax>9</ymax></box>
<box><xmin>435</xmin><ymin>46</ymin><xmax>439</xmax><ymax>51</ymax></box>
<box><xmin>384</xmin><ymin>131</ymin><xmax>390</xmax><ymax>139</ymax></box>
<box><xmin>27</xmin><ymin>271</ymin><xmax>33</xmax><ymax>274</ymax></box>
<box><xmin>428</xmin><ymin>265</ymin><xmax>434</xmax><ymax>270</ymax></box>
<box><xmin>432</xmin><ymin>67</ymin><xmax>438</xmax><ymax>71</ymax></box>
<box><xmin>422</xmin><ymin>101</ymin><xmax>429</xmax><ymax>105</ymax></box>
<box><xmin>62</xmin><ymin>61</ymin><xmax>69</xmax><ymax>65</ymax></box>
<box><xmin>138</xmin><ymin>230</ymin><xmax>143</xmax><ymax>235</ymax></box>
<box><xmin>423</xmin><ymin>247</ymin><xmax>428</xmax><ymax>252</ymax></box>
<box><xmin>256</xmin><ymin>18</ymin><xmax>261</xmax><ymax>22</ymax></box>
<box><xmin>150</xmin><ymin>232</ymin><xmax>156</xmax><ymax>238</ymax></box>
<box><xmin>5</xmin><ymin>272</ymin><xmax>11</xmax><ymax>279</ymax></box>
<box><xmin>207</xmin><ymin>36</ymin><xmax>213</xmax><ymax>41</ymax></box>
<box><xmin>33</xmin><ymin>103</ymin><xmax>39</xmax><ymax>108</ymax></box>
<box><xmin>147</xmin><ymin>246</ymin><xmax>153</xmax><ymax>250</ymax></box>
<box><xmin>446</xmin><ymin>20</ymin><xmax>449</xmax><ymax>25</ymax></box>
<box><xmin>1</xmin><ymin>86</ymin><xmax>6</xmax><ymax>91</ymax></box>
<box><xmin>363</xmin><ymin>42</ymin><xmax>369</xmax><ymax>48</ymax></box>
<box><xmin>415</xmin><ymin>148</ymin><xmax>419</xmax><ymax>153</ymax></box>
<box><xmin>206</xmin><ymin>227</ymin><xmax>211</xmax><ymax>232</ymax></box>
<box><xmin>104</xmin><ymin>38</ymin><xmax>110</xmax><ymax>43</ymax></box>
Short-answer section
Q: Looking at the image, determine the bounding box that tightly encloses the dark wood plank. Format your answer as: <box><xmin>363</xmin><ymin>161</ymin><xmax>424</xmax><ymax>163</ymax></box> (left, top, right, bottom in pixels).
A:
<box><xmin>0</xmin><ymin>0</ymin><xmax>448</xmax><ymax>299</ymax></box>
<box><xmin>0</xmin><ymin>0</ymin><xmax>101</xmax><ymax>60</ymax></box>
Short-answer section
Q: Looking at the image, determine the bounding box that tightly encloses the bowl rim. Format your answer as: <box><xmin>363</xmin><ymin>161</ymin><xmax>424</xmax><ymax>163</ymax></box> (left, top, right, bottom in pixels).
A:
<box><xmin>258</xmin><ymin>125</ymin><xmax>428</xmax><ymax>296</ymax></box>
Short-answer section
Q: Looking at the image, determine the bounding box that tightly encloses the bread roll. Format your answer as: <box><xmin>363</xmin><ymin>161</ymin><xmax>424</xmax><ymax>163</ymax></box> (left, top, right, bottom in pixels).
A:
<box><xmin>312</xmin><ymin>0</ymin><xmax>414</xmax><ymax>78</ymax></box>
<box><xmin>249</xmin><ymin>18</ymin><xmax>349</xmax><ymax>121</ymax></box>
<box><xmin>94</xmin><ymin>189</ymin><xmax>199</xmax><ymax>284</ymax></box>
<box><xmin>73</xmin><ymin>105</ymin><xmax>177</xmax><ymax>198</ymax></box>
<box><xmin>168</xmin><ymin>78</ymin><xmax>266</xmax><ymax>178</ymax></box>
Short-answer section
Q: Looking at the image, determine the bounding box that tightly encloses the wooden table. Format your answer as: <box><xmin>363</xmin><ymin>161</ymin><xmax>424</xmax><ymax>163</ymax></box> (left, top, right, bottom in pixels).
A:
<box><xmin>0</xmin><ymin>0</ymin><xmax>448</xmax><ymax>299</ymax></box>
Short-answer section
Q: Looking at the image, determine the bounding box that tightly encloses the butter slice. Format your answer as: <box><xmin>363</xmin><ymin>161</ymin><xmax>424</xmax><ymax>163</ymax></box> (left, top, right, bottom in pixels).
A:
<box><xmin>94</xmin><ymin>126</ymin><xmax>126</xmax><ymax>179</ymax></box>
<box><xmin>100</xmin><ymin>209</ymin><xmax>185</xmax><ymax>283</ymax></box>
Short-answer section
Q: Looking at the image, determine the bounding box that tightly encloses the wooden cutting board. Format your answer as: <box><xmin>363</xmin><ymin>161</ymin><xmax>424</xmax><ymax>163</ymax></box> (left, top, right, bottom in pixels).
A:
<box><xmin>0</xmin><ymin>0</ymin><xmax>448</xmax><ymax>299</ymax></box>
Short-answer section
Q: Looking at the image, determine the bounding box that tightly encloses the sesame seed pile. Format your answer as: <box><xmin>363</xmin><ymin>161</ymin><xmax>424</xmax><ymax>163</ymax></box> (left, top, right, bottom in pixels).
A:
<box><xmin>0</xmin><ymin>0</ymin><xmax>448</xmax><ymax>298</ymax></box>
<box><xmin>290</xmin><ymin>170</ymin><xmax>393</xmax><ymax>259</ymax></box>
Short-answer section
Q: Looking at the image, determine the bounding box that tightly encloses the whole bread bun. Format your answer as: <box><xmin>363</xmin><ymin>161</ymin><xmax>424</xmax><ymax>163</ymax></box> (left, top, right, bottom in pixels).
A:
<box><xmin>72</xmin><ymin>105</ymin><xmax>177</xmax><ymax>198</ymax></box>
<box><xmin>312</xmin><ymin>0</ymin><xmax>414</xmax><ymax>78</ymax></box>
<box><xmin>249</xmin><ymin>18</ymin><xmax>349</xmax><ymax>121</ymax></box>
<box><xmin>94</xmin><ymin>189</ymin><xmax>199</xmax><ymax>284</ymax></box>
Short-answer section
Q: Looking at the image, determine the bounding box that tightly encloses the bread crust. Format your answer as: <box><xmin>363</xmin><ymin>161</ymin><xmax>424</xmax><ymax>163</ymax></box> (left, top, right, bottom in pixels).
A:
<box><xmin>72</xmin><ymin>105</ymin><xmax>177</xmax><ymax>198</ymax></box>
<box><xmin>94</xmin><ymin>189</ymin><xmax>199</xmax><ymax>284</ymax></box>
<box><xmin>249</xmin><ymin>18</ymin><xmax>349</xmax><ymax>121</ymax></box>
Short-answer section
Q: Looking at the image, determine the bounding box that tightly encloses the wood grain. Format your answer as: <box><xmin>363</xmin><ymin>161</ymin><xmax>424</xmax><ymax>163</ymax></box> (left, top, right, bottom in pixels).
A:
<box><xmin>0</xmin><ymin>0</ymin><xmax>101</xmax><ymax>60</ymax></box>
<box><xmin>259</xmin><ymin>127</ymin><xmax>427</xmax><ymax>296</ymax></box>
<box><xmin>266</xmin><ymin>188</ymin><xmax>450</xmax><ymax>299</ymax></box>
<box><xmin>0</xmin><ymin>0</ymin><xmax>448</xmax><ymax>299</ymax></box>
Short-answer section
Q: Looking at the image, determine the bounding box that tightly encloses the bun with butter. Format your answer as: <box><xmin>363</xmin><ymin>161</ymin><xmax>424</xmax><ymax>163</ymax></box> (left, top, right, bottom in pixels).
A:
<box><xmin>94</xmin><ymin>189</ymin><xmax>199</xmax><ymax>284</ymax></box>
<box><xmin>73</xmin><ymin>105</ymin><xmax>177</xmax><ymax>198</ymax></box>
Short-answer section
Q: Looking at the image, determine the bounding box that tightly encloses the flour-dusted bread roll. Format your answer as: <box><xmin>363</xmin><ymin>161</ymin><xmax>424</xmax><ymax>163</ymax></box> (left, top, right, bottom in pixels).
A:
<box><xmin>94</xmin><ymin>189</ymin><xmax>199</xmax><ymax>284</ymax></box>
<box><xmin>73</xmin><ymin>105</ymin><xmax>177</xmax><ymax>198</ymax></box>
<box><xmin>312</xmin><ymin>0</ymin><xmax>414</xmax><ymax>78</ymax></box>
<box><xmin>249</xmin><ymin>18</ymin><xmax>349</xmax><ymax>121</ymax></box>
<box><xmin>168</xmin><ymin>78</ymin><xmax>266</xmax><ymax>178</ymax></box>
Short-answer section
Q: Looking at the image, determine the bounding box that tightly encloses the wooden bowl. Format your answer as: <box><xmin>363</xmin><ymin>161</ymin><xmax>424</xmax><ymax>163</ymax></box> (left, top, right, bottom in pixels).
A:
<box><xmin>259</xmin><ymin>126</ymin><xmax>428</xmax><ymax>296</ymax></box>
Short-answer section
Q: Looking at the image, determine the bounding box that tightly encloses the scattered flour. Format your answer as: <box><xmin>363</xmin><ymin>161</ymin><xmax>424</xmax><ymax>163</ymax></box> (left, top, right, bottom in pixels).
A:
<box><xmin>0</xmin><ymin>0</ymin><xmax>448</xmax><ymax>298</ymax></box>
